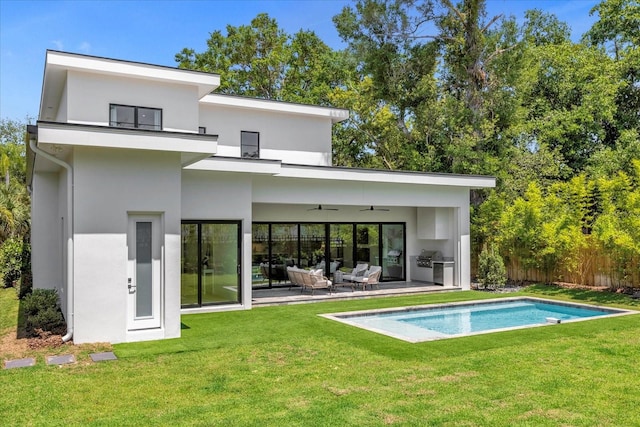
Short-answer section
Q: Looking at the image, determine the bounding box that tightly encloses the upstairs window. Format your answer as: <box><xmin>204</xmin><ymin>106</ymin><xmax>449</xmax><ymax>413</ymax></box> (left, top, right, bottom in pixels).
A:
<box><xmin>241</xmin><ymin>131</ymin><xmax>259</xmax><ymax>159</ymax></box>
<box><xmin>110</xmin><ymin>104</ymin><xmax>162</xmax><ymax>130</ymax></box>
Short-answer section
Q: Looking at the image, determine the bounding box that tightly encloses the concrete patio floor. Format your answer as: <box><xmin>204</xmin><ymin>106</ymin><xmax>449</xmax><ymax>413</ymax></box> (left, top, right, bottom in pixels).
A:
<box><xmin>251</xmin><ymin>281</ymin><xmax>461</xmax><ymax>306</ymax></box>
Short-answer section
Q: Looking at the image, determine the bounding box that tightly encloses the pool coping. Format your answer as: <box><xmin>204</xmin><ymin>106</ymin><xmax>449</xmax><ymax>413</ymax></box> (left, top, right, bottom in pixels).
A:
<box><xmin>319</xmin><ymin>296</ymin><xmax>639</xmax><ymax>343</ymax></box>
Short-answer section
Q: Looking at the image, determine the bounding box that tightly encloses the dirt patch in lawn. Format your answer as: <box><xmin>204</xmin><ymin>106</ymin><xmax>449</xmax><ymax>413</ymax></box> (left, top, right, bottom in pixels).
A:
<box><xmin>0</xmin><ymin>327</ymin><xmax>29</xmax><ymax>359</ymax></box>
<box><xmin>1</xmin><ymin>327</ymin><xmax>112</xmax><ymax>362</ymax></box>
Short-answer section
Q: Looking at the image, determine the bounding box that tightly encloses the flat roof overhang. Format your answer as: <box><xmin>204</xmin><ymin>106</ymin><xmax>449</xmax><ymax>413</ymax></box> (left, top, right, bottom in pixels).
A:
<box><xmin>32</xmin><ymin>121</ymin><xmax>218</xmax><ymax>172</ymax></box>
<box><xmin>185</xmin><ymin>157</ymin><xmax>496</xmax><ymax>189</ymax></box>
<box><xmin>200</xmin><ymin>94</ymin><xmax>350</xmax><ymax>124</ymax></box>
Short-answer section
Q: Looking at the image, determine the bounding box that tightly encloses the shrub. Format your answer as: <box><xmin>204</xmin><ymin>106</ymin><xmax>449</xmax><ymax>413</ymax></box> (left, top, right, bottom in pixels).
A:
<box><xmin>22</xmin><ymin>289</ymin><xmax>66</xmax><ymax>337</ymax></box>
<box><xmin>0</xmin><ymin>238</ymin><xmax>24</xmax><ymax>287</ymax></box>
<box><xmin>478</xmin><ymin>247</ymin><xmax>507</xmax><ymax>290</ymax></box>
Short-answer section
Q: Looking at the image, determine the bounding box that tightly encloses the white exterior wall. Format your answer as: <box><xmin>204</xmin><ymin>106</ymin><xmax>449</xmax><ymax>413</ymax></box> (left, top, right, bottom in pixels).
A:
<box><xmin>31</xmin><ymin>171</ymin><xmax>64</xmax><ymax>297</ymax></box>
<box><xmin>199</xmin><ymin>104</ymin><xmax>332</xmax><ymax>165</ymax></box>
<box><xmin>181</xmin><ymin>170</ymin><xmax>253</xmax><ymax>311</ymax></box>
<box><xmin>65</xmin><ymin>70</ymin><xmax>200</xmax><ymax>132</ymax></box>
<box><xmin>56</xmin><ymin>81</ymin><xmax>68</xmax><ymax>122</ymax></box>
<box><xmin>72</xmin><ymin>147</ymin><xmax>182</xmax><ymax>343</ymax></box>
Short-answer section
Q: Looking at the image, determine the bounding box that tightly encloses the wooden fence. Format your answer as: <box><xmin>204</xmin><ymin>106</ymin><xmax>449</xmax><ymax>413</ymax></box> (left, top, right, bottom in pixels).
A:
<box><xmin>471</xmin><ymin>247</ymin><xmax>639</xmax><ymax>288</ymax></box>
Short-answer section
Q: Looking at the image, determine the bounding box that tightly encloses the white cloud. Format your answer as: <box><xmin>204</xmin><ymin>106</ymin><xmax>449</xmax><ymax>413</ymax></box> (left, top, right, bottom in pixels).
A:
<box><xmin>78</xmin><ymin>42</ymin><xmax>91</xmax><ymax>53</ymax></box>
<box><xmin>52</xmin><ymin>40</ymin><xmax>64</xmax><ymax>50</ymax></box>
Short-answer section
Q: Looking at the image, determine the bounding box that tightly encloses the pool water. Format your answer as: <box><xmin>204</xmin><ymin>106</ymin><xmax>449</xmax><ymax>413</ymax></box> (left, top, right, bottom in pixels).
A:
<box><xmin>323</xmin><ymin>297</ymin><xmax>635</xmax><ymax>342</ymax></box>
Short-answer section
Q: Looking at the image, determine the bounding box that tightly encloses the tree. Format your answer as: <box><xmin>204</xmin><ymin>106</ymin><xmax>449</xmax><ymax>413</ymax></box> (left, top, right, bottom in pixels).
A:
<box><xmin>584</xmin><ymin>0</ymin><xmax>639</xmax><ymax>60</ymax></box>
<box><xmin>584</xmin><ymin>0</ymin><xmax>640</xmax><ymax>134</ymax></box>
<box><xmin>0</xmin><ymin>119</ymin><xmax>28</xmax><ymax>187</ymax></box>
<box><xmin>514</xmin><ymin>42</ymin><xmax>620</xmax><ymax>172</ymax></box>
<box><xmin>332</xmin><ymin>0</ymin><xmax>439</xmax><ymax>170</ymax></box>
<box><xmin>520</xmin><ymin>9</ymin><xmax>571</xmax><ymax>47</ymax></box>
<box><xmin>477</xmin><ymin>246</ymin><xmax>506</xmax><ymax>289</ymax></box>
<box><xmin>176</xmin><ymin>13</ymin><xmax>345</xmax><ymax>106</ymax></box>
<box><xmin>592</xmin><ymin>162</ymin><xmax>640</xmax><ymax>286</ymax></box>
<box><xmin>0</xmin><ymin>119</ymin><xmax>30</xmax><ymax>245</ymax></box>
<box><xmin>177</xmin><ymin>13</ymin><xmax>288</xmax><ymax>99</ymax></box>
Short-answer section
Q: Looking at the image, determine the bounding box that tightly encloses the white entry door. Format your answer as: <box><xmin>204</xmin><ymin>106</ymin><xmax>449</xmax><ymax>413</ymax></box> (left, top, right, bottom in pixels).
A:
<box><xmin>127</xmin><ymin>214</ymin><xmax>162</xmax><ymax>330</ymax></box>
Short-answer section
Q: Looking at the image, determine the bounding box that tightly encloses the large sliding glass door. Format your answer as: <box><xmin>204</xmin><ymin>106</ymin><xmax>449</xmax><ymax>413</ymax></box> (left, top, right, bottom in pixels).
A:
<box><xmin>252</xmin><ymin>222</ymin><xmax>405</xmax><ymax>288</ymax></box>
<box><xmin>181</xmin><ymin>221</ymin><xmax>241</xmax><ymax>308</ymax></box>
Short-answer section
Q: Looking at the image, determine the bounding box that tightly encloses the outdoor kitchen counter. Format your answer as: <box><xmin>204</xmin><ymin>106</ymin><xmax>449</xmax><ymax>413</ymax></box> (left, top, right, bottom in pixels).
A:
<box><xmin>432</xmin><ymin>261</ymin><xmax>454</xmax><ymax>286</ymax></box>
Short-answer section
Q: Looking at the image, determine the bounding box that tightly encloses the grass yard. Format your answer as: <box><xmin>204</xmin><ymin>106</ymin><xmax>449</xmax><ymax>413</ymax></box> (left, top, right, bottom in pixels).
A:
<box><xmin>2</xmin><ymin>285</ymin><xmax>640</xmax><ymax>426</ymax></box>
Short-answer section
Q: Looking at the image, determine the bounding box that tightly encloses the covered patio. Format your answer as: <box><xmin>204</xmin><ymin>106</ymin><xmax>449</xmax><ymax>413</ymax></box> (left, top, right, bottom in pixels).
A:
<box><xmin>251</xmin><ymin>280</ymin><xmax>460</xmax><ymax>306</ymax></box>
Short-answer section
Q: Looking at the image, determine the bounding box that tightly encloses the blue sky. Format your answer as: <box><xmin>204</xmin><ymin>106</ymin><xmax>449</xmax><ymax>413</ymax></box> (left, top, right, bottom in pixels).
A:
<box><xmin>0</xmin><ymin>0</ymin><xmax>599</xmax><ymax>121</ymax></box>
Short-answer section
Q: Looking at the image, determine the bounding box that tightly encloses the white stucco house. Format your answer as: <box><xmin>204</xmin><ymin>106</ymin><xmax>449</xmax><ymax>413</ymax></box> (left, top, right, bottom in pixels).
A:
<box><xmin>26</xmin><ymin>50</ymin><xmax>495</xmax><ymax>344</ymax></box>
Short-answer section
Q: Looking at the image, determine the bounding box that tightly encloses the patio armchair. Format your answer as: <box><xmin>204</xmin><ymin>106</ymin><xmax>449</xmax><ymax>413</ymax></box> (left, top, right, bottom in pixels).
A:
<box><xmin>314</xmin><ymin>260</ymin><xmax>341</xmax><ymax>274</ymax></box>
<box><xmin>352</xmin><ymin>266</ymin><xmax>382</xmax><ymax>291</ymax></box>
<box><xmin>308</xmin><ymin>269</ymin><xmax>333</xmax><ymax>295</ymax></box>
<box><xmin>342</xmin><ymin>263</ymin><xmax>368</xmax><ymax>283</ymax></box>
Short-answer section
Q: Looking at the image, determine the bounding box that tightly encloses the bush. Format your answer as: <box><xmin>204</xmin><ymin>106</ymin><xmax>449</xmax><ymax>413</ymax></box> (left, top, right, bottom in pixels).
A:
<box><xmin>22</xmin><ymin>289</ymin><xmax>66</xmax><ymax>337</ymax></box>
<box><xmin>478</xmin><ymin>247</ymin><xmax>507</xmax><ymax>290</ymax></box>
<box><xmin>0</xmin><ymin>238</ymin><xmax>25</xmax><ymax>287</ymax></box>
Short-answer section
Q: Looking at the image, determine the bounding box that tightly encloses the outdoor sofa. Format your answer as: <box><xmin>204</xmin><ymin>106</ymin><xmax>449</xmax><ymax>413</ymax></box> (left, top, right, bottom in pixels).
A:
<box><xmin>287</xmin><ymin>266</ymin><xmax>333</xmax><ymax>294</ymax></box>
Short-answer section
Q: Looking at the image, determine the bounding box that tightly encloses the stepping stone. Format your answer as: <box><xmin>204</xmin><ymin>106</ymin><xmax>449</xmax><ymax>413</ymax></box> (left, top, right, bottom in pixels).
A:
<box><xmin>46</xmin><ymin>354</ymin><xmax>75</xmax><ymax>366</ymax></box>
<box><xmin>89</xmin><ymin>352</ymin><xmax>117</xmax><ymax>362</ymax></box>
<box><xmin>4</xmin><ymin>358</ymin><xmax>36</xmax><ymax>369</ymax></box>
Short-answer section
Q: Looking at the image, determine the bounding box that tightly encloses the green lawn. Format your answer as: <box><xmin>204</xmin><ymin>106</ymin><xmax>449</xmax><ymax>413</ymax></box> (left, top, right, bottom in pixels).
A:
<box><xmin>2</xmin><ymin>286</ymin><xmax>640</xmax><ymax>426</ymax></box>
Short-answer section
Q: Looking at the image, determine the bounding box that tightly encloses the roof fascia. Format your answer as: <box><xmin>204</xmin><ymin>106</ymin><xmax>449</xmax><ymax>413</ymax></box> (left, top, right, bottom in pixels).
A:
<box><xmin>46</xmin><ymin>50</ymin><xmax>220</xmax><ymax>96</ymax></box>
<box><xmin>200</xmin><ymin>94</ymin><xmax>349</xmax><ymax>123</ymax></box>
<box><xmin>187</xmin><ymin>157</ymin><xmax>496</xmax><ymax>188</ymax></box>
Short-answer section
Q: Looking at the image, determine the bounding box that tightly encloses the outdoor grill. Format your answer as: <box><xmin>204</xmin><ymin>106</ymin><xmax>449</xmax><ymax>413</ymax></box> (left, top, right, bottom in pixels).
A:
<box><xmin>415</xmin><ymin>250</ymin><xmax>441</xmax><ymax>268</ymax></box>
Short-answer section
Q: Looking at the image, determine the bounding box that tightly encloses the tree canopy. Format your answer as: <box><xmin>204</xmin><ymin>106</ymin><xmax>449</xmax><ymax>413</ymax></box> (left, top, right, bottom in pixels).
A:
<box><xmin>175</xmin><ymin>0</ymin><xmax>640</xmax><ymax>286</ymax></box>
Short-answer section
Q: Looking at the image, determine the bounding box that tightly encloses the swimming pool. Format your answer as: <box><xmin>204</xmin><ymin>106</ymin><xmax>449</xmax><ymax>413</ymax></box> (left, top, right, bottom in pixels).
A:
<box><xmin>321</xmin><ymin>297</ymin><xmax>636</xmax><ymax>343</ymax></box>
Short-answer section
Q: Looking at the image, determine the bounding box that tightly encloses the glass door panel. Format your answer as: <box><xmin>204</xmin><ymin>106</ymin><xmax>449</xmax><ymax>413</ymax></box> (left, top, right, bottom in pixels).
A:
<box><xmin>252</xmin><ymin>224</ymin><xmax>269</xmax><ymax>288</ymax></box>
<box><xmin>300</xmin><ymin>224</ymin><xmax>325</xmax><ymax>270</ymax></box>
<box><xmin>181</xmin><ymin>222</ymin><xmax>240</xmax><ymax>307</ymax></box>
<box><xmin>181</xmin><ymin>224</ymin><xmax>198</xmax><ymax>306</ymax></box>
<box><xmin>330</xmin><ymin>224</ymin><xmax>353</xmax><ymax>272</ymax></box>
<box><xmin>382</xmin><ymin>224</ymin><xmax>405</xmax><ymax>280</ymax></box>
<box><xmin>201</xmin><ymin>223</ymin><xmax>240</xmax><ymax>305</ymax></box>
<box><xmin>135</xmin><ymin>222</ymin><xmax>153</xmax><ymax>317</ymax></box>
<box><xmin>270</xmin><ymin>224</ymin><xmax>297</xmax><ymax>285</ymax></box>
<box><xmin>356</xmin><ymin>224</ymin><xmax>379</xmax><ymax>266</ymax></box>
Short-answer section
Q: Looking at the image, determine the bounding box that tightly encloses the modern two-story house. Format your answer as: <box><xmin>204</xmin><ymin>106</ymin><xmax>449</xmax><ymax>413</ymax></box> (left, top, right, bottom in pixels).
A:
<box><xmin>27</xmin><ymin>50</ymin><xmax>495</xmax><ymax>344</ymax></box>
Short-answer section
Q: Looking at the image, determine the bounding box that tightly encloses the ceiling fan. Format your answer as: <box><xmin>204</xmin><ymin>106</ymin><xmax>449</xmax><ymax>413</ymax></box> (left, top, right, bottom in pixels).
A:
<box><xmin>360</xmin><ymin>206</ymin><xmax>390</xmax><ymax>211</ymax></box>
<box><xmin>307</xmin><ymin>204</ymin><xmax>339</xmax><ymax>211</ymax></box>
